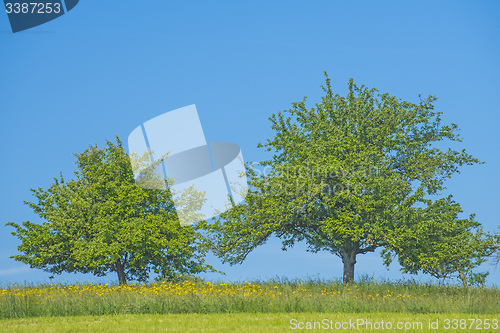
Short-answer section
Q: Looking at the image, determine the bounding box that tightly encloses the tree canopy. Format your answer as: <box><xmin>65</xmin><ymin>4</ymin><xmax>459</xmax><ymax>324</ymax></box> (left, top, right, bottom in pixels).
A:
<box><xmin>7</xmin><ymin>137</ymin><xmax>214</xmax><ymax>284</ymax></box>
<box><xmin>205</xmin><ymin>73</ymin><xmax>492</xmax><ymax>284</ymax></box>
<box><xmin>382</xmin><ymin>196</ymin><xmax>496</xmax><ymax>287</ymax></box>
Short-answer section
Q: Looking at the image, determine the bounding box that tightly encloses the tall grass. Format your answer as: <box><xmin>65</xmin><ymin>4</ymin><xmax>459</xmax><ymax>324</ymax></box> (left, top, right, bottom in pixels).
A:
<box><xmin>0</xmin><ymin>278</ymin><xmax>498</xmax><ymax>319</ymax></box>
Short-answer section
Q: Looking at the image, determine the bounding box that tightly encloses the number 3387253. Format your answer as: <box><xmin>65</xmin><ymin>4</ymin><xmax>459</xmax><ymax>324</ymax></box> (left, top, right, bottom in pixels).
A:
<box><xmin>5</xmin><ymin>3</ymin><xmax>61</xmax><ymax>14</ymax></box>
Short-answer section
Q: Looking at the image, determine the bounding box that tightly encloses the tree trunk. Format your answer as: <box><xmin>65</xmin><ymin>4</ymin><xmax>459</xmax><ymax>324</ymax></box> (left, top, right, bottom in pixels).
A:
<box><xmin>116</xmin><ymin>258</ymin><xmax>127</xmax><ymax>285</ymax></box>
<box><xmin>459</xmin><ymin>270</ymin><xmax>468</xmax><ymax>288</ymax></box>
<box><xmin>341</xmin><ymin>241</ymin><xmax>358</xmax><ymax>285</ymax></box>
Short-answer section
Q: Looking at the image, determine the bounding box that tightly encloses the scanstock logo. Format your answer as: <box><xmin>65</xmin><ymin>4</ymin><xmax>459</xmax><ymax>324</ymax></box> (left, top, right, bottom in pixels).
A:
<box><xmin>3</xmin><ymin>0</ymin><xmax>79</xmax><ymax>33</ymax></box>
<box><xmin>128</xmin><ymin>105</ymin><xmax>249</xmax><ymax>226</ymax></box>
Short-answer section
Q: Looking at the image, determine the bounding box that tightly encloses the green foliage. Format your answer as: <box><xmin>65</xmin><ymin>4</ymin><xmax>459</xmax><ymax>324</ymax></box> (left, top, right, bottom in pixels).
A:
<box><xmin>205</xmin><ymin>73</ymin><xmax>488</xmax><ymax>284</ymax></box>
<box><xmin>382</xmin><ymin>196</ymin><xmax>496</xmax><ymax>287</ymax></box>
<box><xmin>494</xmin><ymin>229</ymin><xmax>500</xmax><ymax>266</ymax></box>
<box><xmin>6</xmin><ymin>137</ymin><xmax>214</xmax><ymax>284</ymax></box>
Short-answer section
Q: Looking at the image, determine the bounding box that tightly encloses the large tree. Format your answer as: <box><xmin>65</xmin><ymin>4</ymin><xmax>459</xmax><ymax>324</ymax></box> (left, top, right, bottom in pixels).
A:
<box><xmin>205</xmin><ymin>73</ymin><xmax>487</xmax><ymax>284</ymax></box>
<box><xmin>7</xmin><ymin>137</ymin><xmax>213</xmax><ymax>284</ymax></box>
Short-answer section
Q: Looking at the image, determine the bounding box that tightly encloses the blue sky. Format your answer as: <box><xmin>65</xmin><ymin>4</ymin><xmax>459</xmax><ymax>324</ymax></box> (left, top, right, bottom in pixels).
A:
<box><xmin>0</xmin><ymin>1</ymin><xmax>499</xmax><ymax>286</ymax></box>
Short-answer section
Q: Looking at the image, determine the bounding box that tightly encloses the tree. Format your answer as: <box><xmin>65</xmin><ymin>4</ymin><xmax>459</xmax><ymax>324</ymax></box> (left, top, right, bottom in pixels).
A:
<box><xmin>492</xmin><ymin>229</ymin><xmax>500</xmax><ymax>268</ymax></box>
<box><xmin>6</xmin><ymin>137</ymin><xmax>214</xmax><ymax>284</ymax></box>
<box><xmin>205</xmin><ymin>73</ymin><xmax>484</xmax><ymax>284</ymax></box>
<box><xmin>382</xmin><ymin>196</ymin><xmax>497</xmax><ymax>287</ymax></box>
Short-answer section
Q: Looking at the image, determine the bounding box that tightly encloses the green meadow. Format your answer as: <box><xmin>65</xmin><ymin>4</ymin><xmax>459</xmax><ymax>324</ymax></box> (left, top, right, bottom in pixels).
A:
<box><xmin>2</xmin><ymin>313</ymin><xmax>500</xmax><ymax>333</ymax></box>
<box><xmin>0</xmin><ymin>279</ymin><xmax>498</xmax><ymax>332</ymax></box>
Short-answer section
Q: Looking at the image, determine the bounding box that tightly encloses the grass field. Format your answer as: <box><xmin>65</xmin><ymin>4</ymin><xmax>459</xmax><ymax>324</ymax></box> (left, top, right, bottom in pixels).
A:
<box><xmin>1</xmin><ymin>313</ymin><xmax>500</xmax><ymax>332</ymax></box>
<box><xmin>0</xmin><ymin>279</ymin><xmax>499</xmax><ymax>331</ymax></box>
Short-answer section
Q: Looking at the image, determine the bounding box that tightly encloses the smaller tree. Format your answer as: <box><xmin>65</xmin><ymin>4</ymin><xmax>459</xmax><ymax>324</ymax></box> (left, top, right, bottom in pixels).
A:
<box><xmin>382</xmin><ymin>196</ymin><xmax>497</xmax><ymax>287</ymax></box>
<box><xmin>7</xmin><ymin>137</ymin><xmax>214</xmax><ymax>284</ymax></box>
